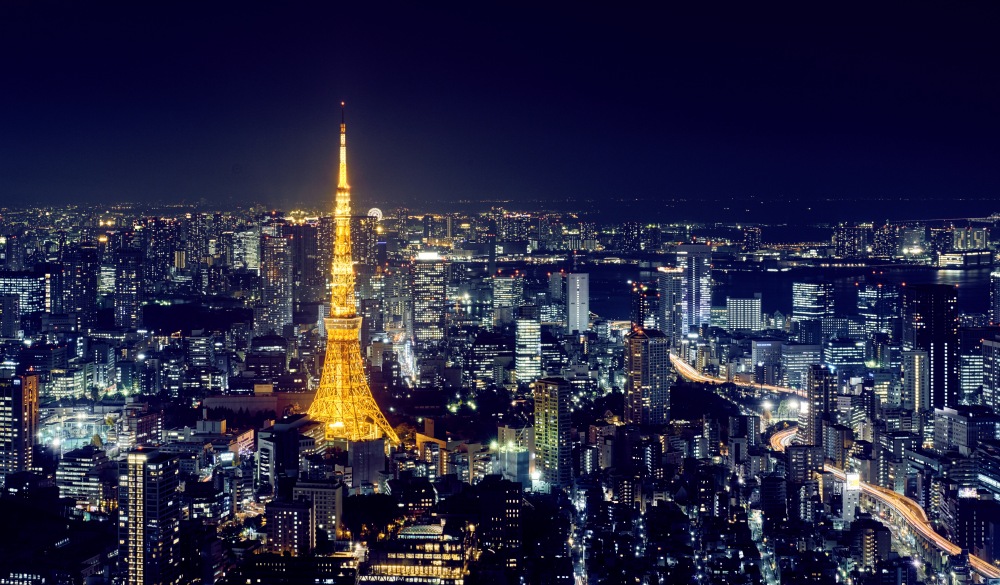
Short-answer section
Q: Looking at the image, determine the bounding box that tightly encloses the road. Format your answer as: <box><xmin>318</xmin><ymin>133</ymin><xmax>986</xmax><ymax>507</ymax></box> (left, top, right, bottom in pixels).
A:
<box><xmin>669</xmin><ymin>354</ymin><xmax>806</xmax><ymax>398</ymax></box>
<box><xmin>765</xmin><ymin>408</ymin><xmax>1000</xmax><ymax>579</ymax></box>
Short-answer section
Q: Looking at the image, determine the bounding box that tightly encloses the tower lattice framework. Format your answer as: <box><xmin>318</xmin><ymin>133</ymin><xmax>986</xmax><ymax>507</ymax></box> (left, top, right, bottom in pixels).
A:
<box><xmin>308</xmin><ymin>104</ymin><xmax>400</xmax><ymax>444</ymax></box>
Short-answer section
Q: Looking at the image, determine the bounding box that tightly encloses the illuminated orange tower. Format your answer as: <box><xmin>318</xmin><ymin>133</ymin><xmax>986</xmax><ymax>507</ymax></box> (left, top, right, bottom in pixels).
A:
<box><xmin>308</xmin><ymin>104</ymin><xmax>399</xmax><ymax>444</ymax></box>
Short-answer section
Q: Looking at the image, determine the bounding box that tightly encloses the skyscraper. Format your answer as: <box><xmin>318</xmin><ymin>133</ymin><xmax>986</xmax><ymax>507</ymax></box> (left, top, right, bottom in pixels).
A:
<box><xmin>533</xmin><ymin>377</ymin><xmax>571</xmax><ymax>492</ymax></box>
<box><xmin>656</xmin><ymin>266</ymin><xmax>684</xmax><ymax>346</ymax></box>
<box><xmin>307</xmin><ymin>105</ymin><xmax>399</xmax><ymax>445</ymax></box>
<box><xmin>114</xmin><ymin>248</ymin><xmax>144</xmax><ymax>329</ymax></box>
<box><xmin>258</xmin><ymin>233</ymin><xmax>294</xmax><ymax>336</ymax></box>
<box><xmin>515</xmin><ymin>305</ymin><xmax>542</xmax><ymax>384</ymax></box>
<box><xmin>792</xmin><ymin>282</ymin><xmax>834</xmax><ymax>344</ymax></box>
<box><xmin>902</xmin><ymin>284</ymin><xmax>959</xmax><ymax>409</ymax></box>
<box><xmin>0</xmin><ymin>374</ymin><xmax>38</xmax><ymax>480</ymax></box>
<box><xmin>675</xmin><ymin>244</ymin><xmax>712</xmax><ymax>334</ymax></box>
<box><xmin>411</xmin><ymin>251</ymin><xmax>447</xmax><ymax>346</ymax></box>
<box><xmin>119</xmin><ymin>450</ymin><xmax>181</xmax><ymax>585</ymax></box>
<box><xmin>726</xmin><ymin>294</ymin><xmax>762</xmax><ymax>332</ymax></box>
<box><xmin>566</xmin><ymin>273</ymin><xmax>589</xmax><ymax>334</ymax></box>
<box><xmin>623</xmin><ymin>328</ymin><xmax>671</xmax><ymax>426</ymax></box>
<box><xmin>991</xmin><ymin>270</ymin><xmax>1000</xmax><ymax>325</ymax></box>
<box><xmin>802</xmin><ymin>364</ymin><xmax>836</xmax><ymax>446</ymax></box>
<box><xmin>901</xmin><ymin>350</ymin><xmax>931</xmax><ymax>413</ymax></box>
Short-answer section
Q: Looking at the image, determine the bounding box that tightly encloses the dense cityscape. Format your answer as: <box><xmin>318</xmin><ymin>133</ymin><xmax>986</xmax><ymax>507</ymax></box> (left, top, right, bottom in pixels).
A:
<box><xmin>0</xmin><ymin>110</ymin><xmax>999</xmax><ymax>585</ymax></box>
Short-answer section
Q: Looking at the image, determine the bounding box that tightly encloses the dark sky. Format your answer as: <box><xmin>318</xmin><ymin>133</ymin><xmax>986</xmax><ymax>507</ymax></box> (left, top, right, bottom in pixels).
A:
<box><xmin>2</xmin><ymin>2</ymin><xmax>999</xmax><ymax>219</ymax></box>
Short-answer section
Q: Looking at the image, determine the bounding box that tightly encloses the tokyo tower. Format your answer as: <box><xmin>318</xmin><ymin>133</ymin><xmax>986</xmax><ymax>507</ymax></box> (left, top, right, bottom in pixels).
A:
<box><xmin>308</xmin><ymin>104</ymin><xmax>400</xmax><ymax>445</ymax></box>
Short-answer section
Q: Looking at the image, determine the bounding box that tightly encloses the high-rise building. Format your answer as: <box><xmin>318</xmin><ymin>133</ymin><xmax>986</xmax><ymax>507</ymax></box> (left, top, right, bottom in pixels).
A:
<box><xmin>114</xmin><ymin>248</ymin><xmax>144</xmax><ymax>329</ymax></box>
<box><xmin>630</xmin><ymin>281</ymin><xmax>656</xmax><ymax>329</ymax></box>
<box><xmin>982</xmin><ymin>338</ymin><xmax>1000</xmax><ymax>412</ymax></box>
<box><xmin>0</xmin><ymin>294</ymin><xmax>19</xmax><ymax>338</ymax></box>
<box><xmin>792</xmin><ymin>282</ymin><xmax>834</xmax><ymax>323</ymax></box>
<box><xmin>727</xmin><ymin>294</ymin><xmax>762</xmax><ymax>332</ymax></box>
<box><xmin>656</xmin><ymin>266</ymin><xmax>684</xmax><ymax>346</ymax></box>
<box><xmin>285</xmin><ymin>220</ymin><xmax>325</xmax><ymax>310</ymax></box>
<box><xmin>515</xmin><ymin>306</ymin><xmax>542</xmax><ymax>384</ymax></box>
<box><xmin>307</xmin><ymin>106</ymin><xmax>399</xmax><ymax>446</ymax></box>
<box><xmin>991</xmin><ymin>271</ymin><xmax>1000</xmax><ymax>326</ymax></box>
<box><xmin>676</xmin><ymin>245</ymin><xmax>712</xmax><ymax>334</ymax></box>
<box><xmin>834</xmin><ymin>224</ymin><xmax>869</xmax><ymax>259</ymax></box>
<box><xmin>902</xmin><ymin>284</ymin><xmax>959</xmax><ymax>409</ymax></box>
<box><xmin>258</xmin><ymin>233</ymin><xmax>294</xmax><ymax>336</ymax></box>
<box><xmin>752</xmin><ymin>340</ymin><xmax>783</xmax><ymax>386</ymax></box>
<box><xmin>533</xmin><ymin>377</ymin><xmax>571</xmax><ymax>492</ymax></box>
<box><xmin>119</xmin><ymin>450</ymin><xmax>182</xmax><ymax>585</ymax></box>
<box><xmin>623</xmin><ymin>329</ymin><xmax>671</xmax><ymax>426</ymax></box>
<box><xmin>0</xmin><ymin>374</ymin><xmax>38</xmax><ymax>480</ymax></box>
<box><xmin>857</xmin><ymin>283</ymin><xmax>900</xmax><ymax>341</ymax></box>
<box><xmin>901</xmin><ymin>350</ymin><xmax>931</xmax><ymax>413</ymax></box>
<box><xmin>802</xmin><ymin>365</ymin><xmax>836</xmax><ymax>446</ymax></box>
<box><xmin>566</xmin><ymin>273</ymin><xmax>589</xmax><ymax>334</ymax></box>
<box><xmin>412</xmin><ymin>252</ymin><xmax>447</xmax><ymax>346</ymax></box>
<box><xmin>492</xmin><ymin>273</ymin><xmax>524</xmax><ymax>327</ymax></box>
<box><xmin>266</xmin><ymin>498</ymin><xmax>315</xmax><ymax>556</ymax></box>
<box><xmin>781</xmin><ymin>343</ymin><xmax>822</xmax><ymax>389</ymax></box>
<box><xmin>62</xmin><ymin>243</ymin><xmax>100</xmax><ymax>329</ymax></box>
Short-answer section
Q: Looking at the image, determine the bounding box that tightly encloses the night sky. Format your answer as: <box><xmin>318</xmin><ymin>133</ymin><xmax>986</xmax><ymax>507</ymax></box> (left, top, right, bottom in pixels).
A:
<box><xmin>3</xmin><ymin>3</ymin><xmax>1000</xmax><ymax>219</ymax></box>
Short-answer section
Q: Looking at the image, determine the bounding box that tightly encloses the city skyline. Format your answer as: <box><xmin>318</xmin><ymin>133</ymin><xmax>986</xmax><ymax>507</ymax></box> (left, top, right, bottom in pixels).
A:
<box><xmin>3</xmin><ymin>4</ymin><xmax>1000</xmax><ymax>221</ymax></box>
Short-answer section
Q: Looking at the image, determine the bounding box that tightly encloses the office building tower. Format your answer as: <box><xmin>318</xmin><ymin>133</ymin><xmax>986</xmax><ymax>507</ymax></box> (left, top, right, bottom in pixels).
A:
<box><xmin>902</xmin><ymin>284</ymin><xmax>959</xmax><ymax>409</ymax></box>
<box><xmin>307</xmin><ymin>106</ymin><xmax>399</xmax><ymax>446</ymax></box>
<box><xmin>258</xmin><ymin>233</ymin><xmax>294</xmax><ymax>336</ymax></box>
<box><xmin>630</xmin><ymin>281</ymin><xmax>656</xmax><ymax>329</ymax></box>
<box><xmin>62</xmin><ymin>243</ymin><xmax>100</xmax><ymax>329</ymax></box>
<box><xmin>991</xmin><ymin>271</ymin><xmax>1000</xmax><ymax>325</ymax></box>
<box><xmin>727</xmin><ymin>294</ymin><xmax>762</xmax><ymax>332</ymax></box>
<box><xmin>857</xmin><ymin>283</ymin><xmax>900</xmax><ymax>341</ymax></box>
<box><xmin>566</xmin><ymin>273</ymin><xmax>589</xmax><ymax>334</ymax></box>
<box><xmin>623</xmin><ymin>329</ymin><xmax>671</xmax><ymax>426</ymax></box>
<box><xmin>292</xmin><ymin>479</ymin><xmax>345</xmax><ymax>542</ymax></box>
<box><xmin>533</xmin><ymin>377</ymin><xmax>571</xmax><ymax>491</ymax></box>
<box><xmin>492</xmin><ymin>273</ymin><xmax>524</xmax><ymax>327</ymax></box>
<box><xmin>656</xmin><ymin>266</ymin><xmax>684</xmax><ymax>346</ymax></box>
<box><xmin>901</xmin><ymin>350</ymin><xmax>930</xmax><ymax>413</ymax></box>
<box><xmin>266</xmin><ymin>499</ymin><xmax>315</xmax><ymax>556</ymax></box>
<box><xmin>515</xmin><ymin>306</ymin><xmax>542</xmax><ymax>384</ymax></box>
<box><xmin>0</xmin><ymin>271</ymin><xmax>46</xmax><ymax>316</ymax></box>
<box><xmin>351</xmin><ymin>215</ymin><xmax>379</xmax><ymax>267</ymax></box>
<box><xmin>751</xmin><ymin>340</ymin><xmax>783</xmax><ymax>386</ymax></box>
<box><xmin>411</xmin><ymin>252</ymin><xmax>447</xmax><ymax>345</ymax></box>
<box><xmin>953</xmin><ymin>227</ymin><xmax>989</xmax><ymax>251</ymax></box>
<box><xmin>676</xmin><ymin>244</ymin><xmax>712</xmax><ymax>334</ymax></box>
<box><xmin>119</xmin><ymin>450</ymin><xmax>181</xmax><ymax>585</ymax></box>
<box><xmin>802</xmin><ymin>365</ymin><xmax>836</xmax><ymax>446</ymax></box>
<box><xmin>232</xmin><ymin>229</ymin><xmax>261</xmax><ymax>272</ymax></box>
<box><xmin>0</xmin><ymin>294</ymin><xmax>18</xmax><ymax>338</ymax></box>
<box><xmin>834</xmin><ymin>224</ymin><xmax>869</xmax><ymax>259</ymax></box>
<box><xmin>792</xmin><ymin>282</ymin><xmax>834</xmax><ymax>334</ymax></box>
<box><xmin>781</xmin><ymin>343</ymin><xmax>822</xmax><ymax>389</ymax></box>
<box><xmin>0</xmin><ymin>375</ymin><xmax>38</xmax><ymax>479</ymax></box>
<box><xmin>984</xmin><ymin>339</ymin><xmax>1000</xmax><ymax>412</ymax></box>
<box><xmin>285</xmin><ymin>220</ymin><xmax>325</xmax><ymax>310</ymax></box>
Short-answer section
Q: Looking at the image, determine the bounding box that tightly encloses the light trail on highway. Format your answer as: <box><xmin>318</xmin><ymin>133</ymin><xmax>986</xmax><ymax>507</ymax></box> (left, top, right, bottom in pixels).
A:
<box><xmin>670</xmin><ymin>354</ymin><xmax>806</xmax><ymax>397</ymax></box>
<box><xmin>765</xmin><ymin>417</ymin><xmax>1000</xmax><ymax>579</ymax></box>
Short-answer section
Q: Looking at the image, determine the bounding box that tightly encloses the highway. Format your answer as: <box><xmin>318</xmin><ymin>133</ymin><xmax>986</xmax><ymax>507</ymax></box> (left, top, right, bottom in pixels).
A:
<box><xmin>669</xmin><ymin>354</ymin><xmax>806</xmax><ymax>398</ymax></box>
<box><xmin>769</xmin><ymin>424</ymin><xmax>1000</xmax><ymax>578</ymax></box>
<box><xmin>674</xmin><ymin>354</ymin><xmax>1000</xmax><ymax>580</ymax></box>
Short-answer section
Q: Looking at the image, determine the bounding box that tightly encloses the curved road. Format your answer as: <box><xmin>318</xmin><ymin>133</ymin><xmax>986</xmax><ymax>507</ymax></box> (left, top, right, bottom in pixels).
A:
<box><xmin>670</xmin><ymin>354</ymin><xmax>806</xmax><ymax>398</ymax></box>
<box><xmin>675</xmin><ymin>355</ymin><xmax>1000</xmax><ymax>580</ymax></box>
